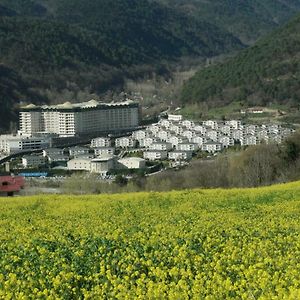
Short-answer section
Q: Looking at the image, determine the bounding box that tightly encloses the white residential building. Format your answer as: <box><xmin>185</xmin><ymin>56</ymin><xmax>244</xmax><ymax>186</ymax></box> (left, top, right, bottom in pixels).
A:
<box><xmin>191</xmin><ymin>136</ymin><xmax>207</xmax><ymax>146</ymax></box>
<box><xmin>139</xmin><ymin>137</ymin><xmax>157</xmax><ymax>148</ymax></box>
<box><xmin>0</xmin><ymin>134</ymin><xmax>50</xmax><ymax>154</ymax></box>
<box><xmin>168</xmin><ymin>150</ymin><xmax>193</xmax><ymax>161</ymax></box>
<box><xmin>241</xmin><ymin>135</ymin><xmax>259</xmax><ymax>146</ymax></box>
<box><xmin>176</xmin><ymin>143</ymin><xmax>199</xmax><ymax>152</ymax></box>
<box><xmin>19</xmin><ymin>100</ymin><xmax>140</xmax><ymax>137</ymax></box>
<box><xmin>67</xmin><ymin>158</ymin><xmax>91</xmax><ymax>171</ymax></box>
<box><xmin>155</xmin><ymin>130</ymin><xmax>171</xmax><ymax>141</ymax></box>
<box><xmin>118</xmin><ymin>157</ymin><xmax>146</xmax><ymax>169</ymax></box>
<box><xmin>219</xmin><ymin>125</ymin><xmax>232</xmax><ymax>135</ymax></box>
<box><xmin>143</xmin><ymin>150</ymin><xmax>168</xmax><ymax>161</ymax></box>
<box><xmin>159</xmin><ymin>119</ymin><xmax>171</xmax><ymax>129</ymax></box>
<box><xmin>244</xmin><ymin>125</ymin><xmax>258</xmax><ymax>135</ymax></box>
<box><xmin>90</xmin><ymin>156</ymin><xmax>116</xmax><ymax>174</ymax></box>
<box><xmin>232</xmin><ymin>129</ymin><xmax>244</xmax><ymax>141</ymax></box>
<box><xmin>94</xmin><ymin>147</ymin><xmax>115</xmax><ymax>157</ymax></box>
<box><xmin>149</xmin><ymin>142</ymin><xmax>173</xmax><ymax>151</ymax></box>
<box><xmin>167</xmin><ymin>135</ymin><xmax>189</xmax><ymax>147</ymax></box>
<box><xmin>202</xmin><ymin>141</ymin><xmax>223</xmax><ymax>153</ymax></box>
<box><xmin>206</xmin><ymin>130</ymin><xmax>219</xmax><ymax>142</ymax></box>
<box><xmin>115</xmin><ymin>137</ymin><xmax>136</xmax><ymax>148</ymax></box>
<box><xmin>181</xmin><ymin>120</ymin><xmax>195</xmax><ymax>129</ymax></box>
<box><xmin>225</xmin><ymin>120</ymin><xmax>242</xmax><ymax>129</ymax></box>
<box><xmin>182</xmin><ymin>130</ymin><xmax>196</xmax><ymax>141</ymax></box>
<box><xmin>194</xmin><ymin>125</ymin><xmax>207</xmax><ymax>135</ymax></box>
<box><xmin>218</xmin><ymin>136</ymin><xmax>234</xmax><ymax>148</ymax></box>
<box><xmin>257</xmin><ymin>130</ymin><xmax>269</xmax><ymax>141</ymax></box>
<box><xmin>69</xmin><ymin>146</ymin><xmax>90</xmax><ymax>157</ymax></box>
<box><xmin>148</xmin><ymin>124</ymin><xmax>160</xmax><ymax>135</ymax></box>
<box><xmin>43</xmin><ymin>148</ymin><xmax>64</xmax><ymax>157</ymax></box>
<box><xmin>168</xmin><ymin>114</ymin><xmax>183</xmax><ymax>122</ymax></box>
<box><xmin>91</xmin><ymin>137</ymin><xmax>111</xmax><ymax>148</ymax></box>
<box><xmin>203</xmin><ymin>120</ymin><xmax>218</xmax><ymax>129</ymax></box>
<box><xmin>169</xmin><ymin>124</ymin><xmax>184</xmax><ymax>135</ymax></box>
<box><xmin>267</xmin><ymin>124</ymin><xmax>281</xmax><ymax>134</ymax></box>
<box><xmin>48</xmin><ymin>154</ymin><xmax>69</xmax><ymax>163</ymax></box>
<box><xmin>132</xmin><ymin>130</ymin><xmax>148</xmax><ymax>140</ymax></box>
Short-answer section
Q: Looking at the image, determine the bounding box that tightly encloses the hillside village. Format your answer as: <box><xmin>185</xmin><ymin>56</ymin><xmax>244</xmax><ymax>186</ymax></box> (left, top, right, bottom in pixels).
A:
<box><xmin>0</xmin><ymin>113</ymin><xmax>295</xmax><ymax>178</ymax></box>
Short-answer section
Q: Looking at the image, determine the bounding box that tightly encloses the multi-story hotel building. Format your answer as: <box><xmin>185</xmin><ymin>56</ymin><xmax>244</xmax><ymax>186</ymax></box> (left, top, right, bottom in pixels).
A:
<box><xmin>19</xmin><ymin>100</ymin><xmax>140</xmax><ymax>137</ymax></box>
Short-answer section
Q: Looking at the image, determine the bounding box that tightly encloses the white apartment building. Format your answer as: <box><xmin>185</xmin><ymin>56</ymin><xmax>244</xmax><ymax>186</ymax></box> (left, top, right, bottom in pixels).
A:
<box><xmin>118</xmin><ymin>157</ymin><xmax>146</xmax><ymax>169</ymax></box>
<box><xmin>90</xmin><ymin>156</ymin><xmax>116</xmax><ymax>175</ymax></box>
<box><xmin>19</xmin><ymin>100</ymin><xmax>140</xmax><ymax>137</ymax></box>
<box><xmin>203</xmin><ymin>120</ymin><xmax>218</xmax><ymax>129</ymax></box>
<box><xmin>225</xmin><ymin>120</ymin><xmax>242</xmax><ymax>129</ymax></box>
<box><xmin>202</xmin><ymin>141</ymin><xmax>223</xmax><ymax>153</ymax></box>
<box><xmin>43</xmin><ymin>148</ymin><xmax>64</xmax><ymax>157</ymax></box>
<box><xmin>181</xmin><ymin>120</ymin><xmax>195</xmax><ymax>129</ymax></box>
<box><xmin>176</xmin><ymin>143</ymin><xmax>199</xmax><ymax>152</ymax></box>
<box><xmin>194</xmin><ymin>125</ymin><xmax>207</xmax><ymax>135</ymax></box>
<box><xmin>143</xmin><ymin>150</ymin><xmax>168</xmax><ymax>161</ymax></box>
<box><xmin>182</xmin><ymin>130</ymin><xmax>196</xmax><ymax>141</ymax></box>
<box><xmin>168</xmin><ymin>124</ymin><xmax>183</xmax><ymax>135</ymax></box>
<box><xmin>168</xmin><ymin>150</ymin><xmax>192</xmax><ymax>161</ymax></box>
<box><xmin>69</xmin><ymin>146</ymin><xmax>90</xmax><ymax>157</ymax></box>
<box><xmin>191</xmin><ymin>136</ymin><xmax>207</xmax><ymax>146</ymax></box>
<box><xmin>219</xmin><ymin>125</ymin><xmax>232</xmax><ymax>135</ymax></box>
<box><xmin>218</xmin><ymin>136</ymin><xmax>234</xmax><ymax>148</ymax></box>
<box><xmin>91</xmin><ymin>137</ymin><xmax>111</xmax><ymax>148</ymax></box>
<box><xmin>168</xmin><ymin>114</ymin><xmax>183</xmax><ymax>122</ymax></box>
<box><xmin>0</xmin><ymin>134</ymin><xmax>50</xmax><ymax>154</ymax></box>
<box><xmin>241</xmin><ymin>135</ymin><xmax>259</xmax><ymax>146</ymax></box>
<box><xmin>206</xmin><ymin>130</ymin><xmax>219</xmax><ymax>142</ymax></box>
<box><xmin>132</xmin><ymin>130</ymin><xmax>148</xmax><ymax>140</ymax></box>
<box><xmin>159</xmin><ymin>119</ymin><xmax>172</xmax><ymax>129</ymax></box>
<box><xmin>139</xmin><ymin>137</ymin><xmax>157</xmax><ymax>148</ymax></box>
<box><xmin>67</xmin><ymin>158</ymin><xmax>92</xmax><ymax>171</ymax></box>
<box><xmin>115</xmin><ymin>137</ymin><xmax>136</xmax><ymax>148</ymax></box>
<box><xmin>167</xmin><ymin>135</ymin><xmax>189</xmax><ymax>147</ymax></box>
<box><xmin>155</xmin><ymin>130</ymin><xmax>171</xmax><ymax>141</ymax></box>
<box><xmin>94</xmin><ymin>147</ymin><xmax>115</xmax><ymax>157</ymax></box>
<box><xmin>149</xmin><ymin>142</ymin><xmax>173</xmax><ymax>151</ymax></box>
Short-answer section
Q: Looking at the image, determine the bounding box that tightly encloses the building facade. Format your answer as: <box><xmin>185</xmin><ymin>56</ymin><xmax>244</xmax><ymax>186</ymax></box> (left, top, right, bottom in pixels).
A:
<box><xmin>0</xmin><ymin>135</ymin><xmax>51</xmax><ymax>154</ymax></box>
<box><xmin>19</xmin><ymin>100</ymin><xmax>140</xmax><ymax>137</ymax></box>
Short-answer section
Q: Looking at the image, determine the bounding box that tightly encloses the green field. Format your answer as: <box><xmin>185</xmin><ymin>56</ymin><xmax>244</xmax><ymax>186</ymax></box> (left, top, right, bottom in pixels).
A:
<box><xmin>1</xmin><ymin>182</ymin><xmax>300</xmax><ymax>299</ymax></box>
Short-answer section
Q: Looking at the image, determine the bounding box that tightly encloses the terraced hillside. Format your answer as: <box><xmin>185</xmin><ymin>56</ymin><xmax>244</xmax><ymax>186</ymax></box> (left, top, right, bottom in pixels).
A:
<box><xmin>0</xmin><ymin>181</ymin><xmax>300</xmax><ymax>298</ymax></box>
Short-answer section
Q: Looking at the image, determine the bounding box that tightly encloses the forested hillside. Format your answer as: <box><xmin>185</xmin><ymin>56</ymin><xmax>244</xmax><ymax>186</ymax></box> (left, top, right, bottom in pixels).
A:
<box><xmin>0</xmin><ymin>0</ymin><xmax>243</xmax><ymax>132</ymax></box>
<box><xmin>1</xmin><ymin>0</ymin><xmax>300</xmax><ymax>132</ymax></box>
<box><xmin>181</xmin><ymin>13</ymin><xmax>300</xmax><ymax>109</ymax></box>
<box><xmin>157</xmin><ymin>0</ymin><xmax>300</xmax><ymax>44</ymax></box>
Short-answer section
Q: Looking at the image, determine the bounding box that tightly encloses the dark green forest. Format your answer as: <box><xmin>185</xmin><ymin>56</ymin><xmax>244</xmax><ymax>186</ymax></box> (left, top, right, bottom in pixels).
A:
<box><xmin>0</xmin><ymin>0</ymin><xmax>244</xmax><ymax>132</ymax></box>
<box><xmin>1</xmin><ymin>0</ymin><xmax>300</xmax><ymax>132</ymax></box>
<box><xmin>181</xmin><ymin>13</ymin><xmax>300</xmax><ymax>110</ymax></box>
<box><xmin>157</xmin><ymin>0</ymin><xmax>300</xmax><ymax>44</ymax></box>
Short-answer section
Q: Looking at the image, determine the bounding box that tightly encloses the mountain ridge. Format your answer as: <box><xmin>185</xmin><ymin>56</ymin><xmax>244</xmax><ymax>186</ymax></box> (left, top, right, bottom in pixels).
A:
<box><xmin>181</xmin><ymin>12</ymin><xmax>300</xmax><ymax>109</ymax></box>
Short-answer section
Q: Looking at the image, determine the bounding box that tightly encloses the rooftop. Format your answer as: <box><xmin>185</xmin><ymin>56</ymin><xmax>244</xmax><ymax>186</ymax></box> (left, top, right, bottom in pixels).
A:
<box><xmin>21</xmin><ymin>99</ymin><xmax>138</xmax><ymax>111</ymax></box>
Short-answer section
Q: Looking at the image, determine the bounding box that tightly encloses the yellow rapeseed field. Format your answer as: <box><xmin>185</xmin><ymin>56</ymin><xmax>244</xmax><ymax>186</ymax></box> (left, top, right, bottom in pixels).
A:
<box><xmin>0</xmin><ymin>181</ymin><xmax>300</xmax><ymax>299</ymax></box>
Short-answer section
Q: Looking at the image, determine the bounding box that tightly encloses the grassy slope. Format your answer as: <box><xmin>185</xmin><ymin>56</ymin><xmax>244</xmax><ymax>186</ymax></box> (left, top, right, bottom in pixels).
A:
<box><xmin>0</xmin><ymin>181</ymin><xmax>300</xmax><ymax>298</ymax></box>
